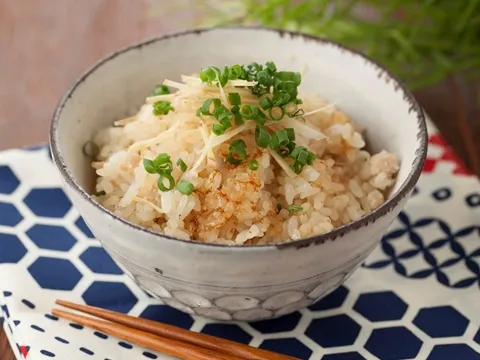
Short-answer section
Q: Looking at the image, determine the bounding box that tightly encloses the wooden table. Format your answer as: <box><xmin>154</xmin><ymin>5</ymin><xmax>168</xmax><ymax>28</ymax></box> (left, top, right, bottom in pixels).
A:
<box><xmin>1</xmin><ymin>1</ymin><xmax>479</xmax><ymax>358</ymax></box>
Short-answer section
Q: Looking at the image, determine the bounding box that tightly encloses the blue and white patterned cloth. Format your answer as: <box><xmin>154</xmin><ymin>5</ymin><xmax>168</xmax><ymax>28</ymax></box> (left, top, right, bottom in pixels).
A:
<box><xmin>0</xmin><ymin>122</ymin><xmax>479</xmax><ymax>359</ymax></box>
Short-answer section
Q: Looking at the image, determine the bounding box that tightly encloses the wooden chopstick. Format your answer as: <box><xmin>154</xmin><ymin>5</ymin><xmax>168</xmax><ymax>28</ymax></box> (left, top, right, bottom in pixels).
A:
<box><xmin>52</xmin><ymin>309</ymin><xmax>238</xmax><ymax>360</ymax></box>
<box><xmin>54</xmin><ymin>300</ymin><xmax>299</xmax><ymax>360</ymax></box>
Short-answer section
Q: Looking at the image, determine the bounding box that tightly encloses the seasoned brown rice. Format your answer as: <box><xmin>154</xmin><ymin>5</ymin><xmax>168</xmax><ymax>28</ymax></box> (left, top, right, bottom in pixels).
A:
<box><xmin>91</xmin><ymin>70</ymin><xmax>399</xmax><ymax>245</ymax></box>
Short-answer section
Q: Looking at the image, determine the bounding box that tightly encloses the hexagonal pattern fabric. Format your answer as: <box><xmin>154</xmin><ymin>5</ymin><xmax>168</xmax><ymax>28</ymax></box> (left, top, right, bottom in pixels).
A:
<box><xmin>427</xmin><ymin>344</ymin><xmax>480</xmax><ymax>360</ymax></box>
<box><xmin>0</xmin><ymin>202</ymin><xmax>23</xmax><ymax>227</ymax></box>
<box><xmin>260</xmin><ymin>338</ymin><xmax>312</xmax><ymax>359</ymax></box>
<box><xmin>28</xmin><ymin>257</ymin><xmax>82</xmax><ymax>290</ymax></box>
<box><xmin>306</xmin><ymin>315</ymin><xmax>361</xmax><ymax>347</ymax></box>
<box><xmin>353</xmin><ymin>291</ymin><xmax>408</xmax><ymax>322</ymax></box>
<box><xmin>26</xmin><ymin>224</ymin><xmax>76</xmax><ymax>251</ymax></box>
<box><xmin>23</xmin><ymin>188</ymin><xmax>71</xmax><ymax>218</ymax></box>
<box><xmin>0</xmin><ymin>165</ymin><xmax>20</xmax><ymax>194</ymax></box>
<box><xmin>79</xmin><ymin>247</ymin><xmax>122</xmax><ymax>275</ymax></box>
<box><xmin>309</xmin><ymin>286</ymin><xmax>349</xmax><ymax>311</ymax></box>
<box><xmin>0</xmin><ymin>141</ymin><xmax>479</xmax><ymax>360</ymax></box>
<box><xmin>82</xmin><ymin>281</ymin><xmax>138</xmax><ymax>314</ymax></box>
<box><xmin>413</xmin><ymin>306</ymin><xmax>469</xmax><ymax>338</ymax></box>
<box><xmin>202</xmin><ymin>324</ymin><xmax>252</xmax><ymax>344</ymax></box>
<box><xmin>365</xmin><ymin>327</ymin><xmax>422</xmax><ymax>360</ymax></box>
<box><xmin>0</xmin><ymin>234</ymin><xmax>27</xmax><ymax>263</ymax></box>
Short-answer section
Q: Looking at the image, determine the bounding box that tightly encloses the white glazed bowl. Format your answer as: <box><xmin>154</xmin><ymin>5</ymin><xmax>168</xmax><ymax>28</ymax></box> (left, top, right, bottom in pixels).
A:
<box><xmin>50</xmin><ymin>27</ymin><xmax>427</xmax><ymax>321</ymax></box>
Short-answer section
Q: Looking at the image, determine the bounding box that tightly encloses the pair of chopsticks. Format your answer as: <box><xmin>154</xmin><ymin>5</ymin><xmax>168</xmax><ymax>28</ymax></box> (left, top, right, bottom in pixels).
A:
<box><xmin>53</xmin><ymin>300</ymin><xmax>299</xmax><ymax>360</ymax></box>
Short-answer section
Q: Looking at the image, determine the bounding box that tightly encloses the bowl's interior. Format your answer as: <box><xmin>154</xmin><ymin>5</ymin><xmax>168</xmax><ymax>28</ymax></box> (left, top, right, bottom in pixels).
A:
<box><xmin>53</xmin><ymin>27</ymin><xmax>425</xmax><ymax>201</ymax></box>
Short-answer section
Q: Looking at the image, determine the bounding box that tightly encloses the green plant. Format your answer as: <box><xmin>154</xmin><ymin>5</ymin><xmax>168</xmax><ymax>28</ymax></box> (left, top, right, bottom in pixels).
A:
<box><xmin>194</xmin><ymin>0</ymin><xmax>480</xmax><ymax>90</ymax></box>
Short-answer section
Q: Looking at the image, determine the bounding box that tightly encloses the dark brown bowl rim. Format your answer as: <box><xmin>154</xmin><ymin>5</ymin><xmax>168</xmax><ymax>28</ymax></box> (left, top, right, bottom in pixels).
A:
<box><xmin>50</xmin><ymin>25</ymin><xmax>428</xmax><ymax>250</ymax></box>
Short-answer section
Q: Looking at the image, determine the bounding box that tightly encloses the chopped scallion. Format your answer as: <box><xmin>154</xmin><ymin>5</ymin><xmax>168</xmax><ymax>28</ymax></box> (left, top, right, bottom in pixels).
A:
<box><xmin>227</xmin><ymin>139</ymin><xmax>247</xmax><ymax>165</ymax></box>
<box><xmin>260</xmin><ymin>97</ymin><xmax>273</xmax><ymax>110</ymax></box>
<box><xmin>177</xmin><ymin>180</ymin><xmax>195</xmax><ymax>195</ymax></box>
<box><xmin>248</xmin><ymin>159</ymin><xmax>259</xmax><ymax>171</ymax></box>
<box><xmin>212</xmin><ymin>124</ymin><xmax>226</xmax><ymax>135</ymax></box>
<box><xmin>143</xmin><ymin>159</ymin><xmax>157</xmax><ymax>174</ymax></box>
<box><xmin>200</xmin><ymin>98</ymin><xmax>221</xmax><ymax>116</ymax></box>
<box><xmin>253</xmin><ymin>109</ymin><xmax>267</xmax><ymax>126</ymax></box>
<box><xmin>153</xmin><ymin>101</ymin><xmax>174</xmax><ymax>116</ymax></box>
<box><xmin>239</xmin><ymin>104</ymin><xmax>258</xmax><ymax>119</ymax></box>
<box><xmin>157</xmin><ymin>173</ymin><xmax>175</xmax><ymax>192</ymax></box>
<box><xmin>152</xmin><ymin>85</ymin><xmax>169</xmax><ymax>96</ymax></box>
<box><xmin>228</xmin><ymin>92</ymin><xmax>241</xmax><ymax>106</ymax></box>
<box><xmin>199</xmin><ymin>66</ymin><xmax>221</xmax><ymax>84</ymax></box>
<box><xmin>255</xmin><ymin>126</ymin><xmax>271</xmax><ymax>148</ymax></box>
<box><xmin>268</xmin><ymin>106</ymin><xmax>286</xmax><ymax>121</ymax></box>
<box><xmin>288</xmin><ymin>205</ymin><xmax>303</xmax><ymax>213</ymax></box>
<box><xmin>176</xmin><ymin>158</ymin><xmax>187</xmax><ymax>172</ymax></box>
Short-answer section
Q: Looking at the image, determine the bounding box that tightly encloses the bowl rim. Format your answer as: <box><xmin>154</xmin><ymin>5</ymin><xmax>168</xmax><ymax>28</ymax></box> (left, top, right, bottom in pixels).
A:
<box><xmin>50</xmin><ymin>25</ymin><xmax>428</xmax><ymax>250</ymax></box>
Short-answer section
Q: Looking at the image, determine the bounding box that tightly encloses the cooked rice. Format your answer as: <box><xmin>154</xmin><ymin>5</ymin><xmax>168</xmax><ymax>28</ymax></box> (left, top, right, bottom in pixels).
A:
<box><xmin>91</xmin><ymin>73</ymin><xmax>399</xmax><ymax>245</ymax></box>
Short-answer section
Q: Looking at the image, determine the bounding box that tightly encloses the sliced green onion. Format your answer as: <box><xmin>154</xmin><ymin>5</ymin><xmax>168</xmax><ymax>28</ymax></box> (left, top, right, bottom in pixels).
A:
<box><xmin>228</xmin><ymin>92</ymin><xmax>241</xmax><ymax>106</ymax></box>
<box><xmin>276</xmin><ymin>71</ymin><xmax>302</xmax><ymax>86</ymax></box>
<box><xmin>234</xmin><ymin>114</ymin><xmax>244</xmax><ymax>125</ymax></box>
<box><xmin>286</xmin><ymin>128</ymin><xmax>295</xmax><ymax>141</ymax></box>
<box><xmin>291</xmin><ymin>108</ymin><xmax>305</xmax><ymax>117</ymax></box>
<box><xmin>157</xmin><ymin>173</ymin><xmax>175</xmax><ymax>191</ymax></box>
<box><xmin>239</xmin><ymin>104</ymin><xmax>258</xmax><ymax>120</ymax></box>
<box><xmin>272</xmin><ymin>91</ymin><xmax>291</xmax><ymax>106</ymax></box>
<box><xmin>143</xmin><ymin>159</ymin><xmax>157</xmax><ymax>174</ymax></box>
<box><xmin>231</xmin><ymin>105</ymin><xmax>245</xmax><ymax>125</ymax></box>
<box><xmin>307</xmin><ymin>151</ymin><xmax>316</xmax><ymax>165</ymax></box>
<box><xmin>288</xmin><ymin>205</ymin><xmax>303</xmax><ymax>213</ymax></box>
<box><xmin>296</xmin><ymin>149</ymin><xmax>309</xmax><ymax>165</ymax></box>
<box><xmin>251</xmin><ymin>84</ymin><xmax>270</xmax><ymax>96</ymax></box>
<box><xmin>284</xmin><ymin>103</ymin><xmax>298</xmax><ymax>117</ymax></box>
<box><xmin>230</xmin><ymin>139</ymin><xmax>247</xmax><ymax>151</ymax></box>
<box><xmin>279</xmin><ymin>142</ymin><xmax>296</xmax><ymax>157</ymax></box>
<box><xmin>255</xmin><ymin>126</ymin><xmax>271</xmax><ymax>148</ymax></box>
<box><xmin>248</xmin><ymin>159</ymin><xmax>259</xmax><ymax>171</ymax></box>
<box><xmin>218</xmin><ymin>66</ymin><xmax>229</xmax><ymax>87</ymax></box>
<box><xmin>279</xmin><ymin>141</ymin><xmax>296</xmax><ymax>157</ymax></box>
<box><xmin>212</xmin><ymin>124</ymin><xmax>225</xmax><ymax>135</ymax></box>
<box><xmin>177</xmin><ymin>180</ymin><xmax>195</xmax><ymax>195</ymax></box>
<box><xmin>152</xmin><ymin>85</ymin><xmax>169</xmax><ymax>96</ymax></box>
<box><xmin>291</xmin><ymin>162</ymin><xmax>304</xmax><ymax>174</ymax></box>
<box><xmin>228</xmin><ymin>65</ymin><xmax>244</xmax><ymax>80</ymax></box>
<box><xmin>214</xmin><ymin>105</ymin><xmax>233</xmax><ymax>121</ymax></box>
<box><xmin>153</xmin><ymin>101</ymin><xmax>174</xmax><ymax>115</ymax></box>
<box><xmin>244</xmin><ymin>62</ymin><xmax>261</xmax><ymax>78</ymax></box>
<box><xmin>200</xmin><ymin>98</ymin><xmax>221</xmax><ymax>116</ymax></box>
<box><xmin>277</xmin><ymin>81</ymin><xmax>298</xmax><ymax>97</ymax></box>
<box><xmin>268</xmin><ymin>106</ymin><xmax>286</xmax><ymax>121</ymax></box>
<box><xmin>94</xmin><ymin>190</ymin><xmax>106</xmax><ymax>197</ymax></box>
<box><xmin>270</xmin><ymin>133</ymin><xmax>279</xmax><ymax>150</ymax></box>
<box><xmin>289</xmin><ymin>146</ymin><xmax>307</xmax><ymax>160</ymax></box>
<box><xmin>176</xmin><ymin>158</ymin><xmax>187</xmax><ymax>172</ymax></box>
<box><xmin>227</xmin><ymin>139</ymin><xmax>247</xmax><ymax>165</ymax></box>
<box><xmin>226</xmin><ymin>153</ymin><xmax>242</xmax><ymax>165</ymax></box>
<box><xmin>275</xmin><ymin>129</ymin><xmax>290</xmax><ymax>146</ymax></box>
<box><xmin>253</xmin><ymin>109</ymin><xmax>267</xmax><ymax>126</ymax></box>
<box><xmin>152</xmin><ymin>153</ymin><xmax>172</xmax><ymax>173</ymax></box>
<box><xmin>276</xmin><ymin>203</ymin><xmax>282</xmax><ymax>212</ymax></box>
<box><xmin>265</xmin><ymin>61</ymin><xmax>277</xmax><ymax>74</ymax></box>
<box><xmin>200</xmin><ymin>66</ymin><xmax>221</xmax><ymax>84</ymax></box>
<box><xmin>260</xmin><ymin>97</ymin><xmax>273</xmax><ymax>110</ymax></box>
<box><xmin>257</xmin><ymin>70</ymin><xmax>273</xmax><ymax>86</ymax></box>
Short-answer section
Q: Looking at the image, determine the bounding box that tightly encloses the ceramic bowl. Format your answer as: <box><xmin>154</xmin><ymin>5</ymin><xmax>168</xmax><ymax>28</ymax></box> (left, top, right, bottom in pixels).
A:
<box><xmin>50</xmin><ymin>27</ymin><xmax>427</xmax><ymax>321</ymax></box>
